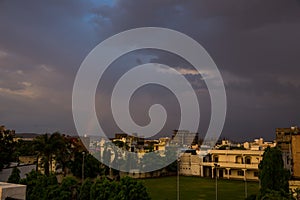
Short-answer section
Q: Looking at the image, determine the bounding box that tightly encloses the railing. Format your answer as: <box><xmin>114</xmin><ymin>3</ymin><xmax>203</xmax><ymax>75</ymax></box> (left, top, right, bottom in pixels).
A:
<box><xmin>202</xmin><ymin>162</ymin><xmax>259</xmax><ymax>169</ymax></box>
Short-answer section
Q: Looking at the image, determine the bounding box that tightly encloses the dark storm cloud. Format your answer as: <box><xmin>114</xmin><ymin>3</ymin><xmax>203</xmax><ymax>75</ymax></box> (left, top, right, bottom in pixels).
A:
<box><xmin>0</xmin><ymin>1</ymin><xmax>99</xmax><ymax>133</ymax></box>
<box><xmin>91</xmin><ymin>0</ymin><xmax>300</xmax><ymax>140</ymax></box>
<box><xmin>1</xmin><ymin>0</ymin><xmax>300</xmax><ymax>141</ymax></box>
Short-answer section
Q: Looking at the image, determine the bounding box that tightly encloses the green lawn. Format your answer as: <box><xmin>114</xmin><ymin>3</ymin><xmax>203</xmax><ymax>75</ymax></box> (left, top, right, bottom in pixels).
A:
<box><xmin>143</xmin><ymin>176</ymin><xmax>259</xmax><ymax>200</ymax></box>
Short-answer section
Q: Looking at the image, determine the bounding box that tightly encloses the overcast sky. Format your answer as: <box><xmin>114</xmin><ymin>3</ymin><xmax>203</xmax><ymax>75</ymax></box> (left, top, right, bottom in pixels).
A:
<box><xmin>1</xmin><ymin>0</ymin><xmax>300</xmax><ymax>141</ymax></box>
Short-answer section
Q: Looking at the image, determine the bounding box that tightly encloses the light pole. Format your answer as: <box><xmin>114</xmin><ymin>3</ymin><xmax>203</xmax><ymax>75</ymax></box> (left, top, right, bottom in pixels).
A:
<box><xmin>82</xmin><ymin>151</ymin><xmax>85</xmax><ymax>183</ymax></box>
<box><xmin>244</xmin><ymin>161</ymin><xmax>247</xmax><ymax>199</ymax></box>
<box><xmin>214</xmin><ymin>163</ymin><xmax>220</xmax><ymax>200</ymax></box>
<box><xmin>177</xmin><ymin>157</ymin><xmax>180</xmax><ymax>200</ymax></box>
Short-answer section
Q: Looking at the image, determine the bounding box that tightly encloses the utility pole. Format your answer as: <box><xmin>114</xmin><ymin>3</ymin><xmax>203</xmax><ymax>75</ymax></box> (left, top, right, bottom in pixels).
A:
<box><xmin>82</xmin><ymin>151</ymin><xmax>85</xmax><ymax>183</ymax></box>
<box><xmin>214</xmin><ymin>163</ymin><xmax>220</xmax><ymax>200</ymax></box>
<box><xmin>245</xmin><ymin>167</ymin><xmax>247</xmax><ymax>198</ymax></box>
<box><xmin>177</xmin><ymin>157</ymin><xmax>180</xmax><ymax>200</ymax></box>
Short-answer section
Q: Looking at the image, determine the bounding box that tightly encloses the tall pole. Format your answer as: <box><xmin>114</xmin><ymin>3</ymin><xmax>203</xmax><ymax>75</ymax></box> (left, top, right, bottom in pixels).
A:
<box><xmin>256</xmin><ymin>157</ymin><xmax>261</xmax><ymax>189</ymax></box>
<box><xmin>245</xmin><ymin>179</ymin><xmax>247</xmax><ymax>198</ymax></box>
<box><xmin>82</xmin><ymin>152</ymin><xmax>85</xmax><ymax>183</ymax></box>
<box><xmin>245</xmin><ymin>161</ymin><xmax>247</xmax><ymax>198</ymax></box>
<box><xmin>290</xmin><ymin>128</ymin><xmax>292</xmax><ymax>174</ymax></box>
<box><xmin>215</xmin><ymin>170</ymin><xmax>218</xmax><ymax>200</ymax></box>
<box><xmin>290</xmin><ymin>126</ymin><xmax>297</xmax><ymax>175</ymax></box>
<box><xmin>177</xmin><ymin>158</ymin><xmax>180</xmax><ymax>200</ymax></box>
<box><xmin>214</xmin><ymin>163</ymin><xmax>219</xmax><ymax>200</ymax></box>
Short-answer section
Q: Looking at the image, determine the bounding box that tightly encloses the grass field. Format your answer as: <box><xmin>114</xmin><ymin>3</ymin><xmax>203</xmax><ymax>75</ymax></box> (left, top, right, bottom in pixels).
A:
<box><xmin>143</xmin><ymin>176</ymin><xmax>259</xmax><ymax>200</ymax></box>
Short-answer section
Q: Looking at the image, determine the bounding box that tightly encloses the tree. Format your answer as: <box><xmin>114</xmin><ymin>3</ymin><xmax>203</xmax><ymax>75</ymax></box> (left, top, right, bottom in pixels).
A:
<box><xmin>258</xmin><ymin>147</ymin><xmax>290</xmax><ymax>198</ymax></box>
<box><xmin>8</xmin><ymin>167</ymin><xmax>21</xmax><ymax>183</ymax></box>
<box><xmin>20</xmin><ymin>170</ymin><xmax>80</xmax><ymax>200</ymax></box>
<box><xmin>33</xmin><ymin>132</ymin><xmax>67</xmax><ymax>176</ymax></box>
<box><xmin>0</xmin><ymin>127</ymin><xmax>17</xmax><ymax>170</ymax></box>
<box><xmin>117</xmin><ymin>176</ymin><xmax>151</xmax><ymax>200</ymax></box>
<box><xmin>33</xmin><ymin>134</ymin><xmax>53</xmax><ymax>175</ymax></box>
<box><xmin>260</xmin><ymin>190</ymin><xmax>293</xmax><ymax>200</ymax></box>
<box><xmin>58</xmin><ymin>176</ymin><xmax>79</xmax><ymax>200</ymax></box>
<box><xmin>70</xmin><ymin>151</ymin><xmax>102</xmax><ymax>179</ymax></box>
<box><xmin>53</xmin><ymin>134</ymin><xmax>72</xmax><ymax>176</ymax></box>
<box><xmin>15</xmin><ymin>140</ymin><xmax>35</xmax><ymax>156</ymax></box>
<box><xmin>89</xmin><ymin>177</ymin><xmax>150</xmax><ymax>200</ymax></box>
<box><xmin>20</xmin><ymin>170</ymin><xmax>151</xmax><ymax>200</ymax></box>
<box><xmin>20</xmin><ymin>170</ymin><xmax>58</xmax><ymax>200</ymax></box>
<box><xmin>79</xmin><ymin>178</ymin><xmax>93</xmax><ymax>200</ymax></box>
<box><xmin>90</xmin><ymin>178</ymin><xmax>119</xmax><ymax>200</ymax></box>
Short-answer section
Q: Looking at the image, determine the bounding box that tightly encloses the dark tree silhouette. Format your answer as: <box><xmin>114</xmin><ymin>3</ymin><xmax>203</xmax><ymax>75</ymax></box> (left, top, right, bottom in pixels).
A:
<box><xmin>8</xmin><ymin>167</ymin><xmax>20</xmax><ymax>183</ymax></box>
<box><xmin>258</xmin><ymin>147</ymin><xmax>291</xmax><ymax>198</ymax></box>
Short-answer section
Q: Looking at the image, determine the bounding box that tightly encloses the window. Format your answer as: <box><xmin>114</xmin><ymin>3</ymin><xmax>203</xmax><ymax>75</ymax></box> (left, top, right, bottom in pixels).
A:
<box><xmin>237</xmin><ymin>170</ymin><xmax>244</xmax><ymax>176</ymax></box>
<box><xmin>214</xmin><ymin>156</ymin><xmax>219</xmax><ymax>163</ymax></box>
<box><xmin>254</xmin><ymin>172</ymin><xmax>259</xmax><ymax>177</ymax></box>
<box><xmin>245</xmin><ymin>157</ymin><xmax>251</xmax><ymax>164</ymax></box>
<box><xmin>236</xmin><ymin>156</ymin><xmax>243</xmax><ymax>164</ymax></box>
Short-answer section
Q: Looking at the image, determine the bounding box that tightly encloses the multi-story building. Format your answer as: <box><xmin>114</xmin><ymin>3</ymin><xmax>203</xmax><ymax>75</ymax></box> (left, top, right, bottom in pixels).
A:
<box><xmin>291</xmin><ymin>134</ymin><xmax>300</xmax><ymax>179</ymax></box>
<box><xmin>179</xmin><ymin>149</ymin><xmax>264</xmax><ymax>181</ymax></box>
<box><xmin>179</xmin><ymin>150</ymin><xmax>201</xmax><ymax>176</ymax></box>
<box><xmin>276</xmin><ymin>127</ymin><xmax>300</xmax><ymax>176</ymax></box>
<box><xmin>202</xmin><ymin>149</ymin><xmax>263</xmax><ymax>181</ymax></box>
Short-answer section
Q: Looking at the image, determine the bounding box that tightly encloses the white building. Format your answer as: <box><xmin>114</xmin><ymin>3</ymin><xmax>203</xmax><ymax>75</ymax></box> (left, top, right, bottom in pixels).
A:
<box><xmin>0</xmin><ymin>182</ymin><xmax>26</xmax><ymax>200</ymax></box>
<box><xmin>179</xmin><ymin>149</ymin><xmax>265</xmax><ymax>181</ymax></box>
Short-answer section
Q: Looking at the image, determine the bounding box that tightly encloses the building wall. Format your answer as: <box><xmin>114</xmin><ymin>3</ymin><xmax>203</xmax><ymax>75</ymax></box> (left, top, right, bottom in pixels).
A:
<box><xmin>179</xmin><ymin>153</ymin><xmax>201</xmax><ymax>176</ymax></box>
<box><xmin>19</xmin><ymin>156</ymin><xmax>36</xmax><ymax>165</ymax></box>
<box><xmin>292</xmin><ymin>135</ymin><xmax>300</xmax><ymax>179</ymax></box>
<box><xmin>37</xmin><ymin>157</ymin><xmax>56</xmax><ymax>174</ymax></box>
<box><xmin>276</xmin><ymin>127</ymin><xmax>297</xmax><ymax>173</ymax></box>
<box><xmin>276</xmin><ymin>127</ymin><xmax>300</xmax><ymax>179</ymax></box>
<box><xmin>0</xmin><ymin>182</ymin><xmax>26</xmax><ymax>200</ymax></box>
<box><xmin>180</xmin><ymin>149</ymin><xmax>263</xmax><ymax>181</ymax></box>
<box><xmin>203</xmin><ymin>150</ymin><xmax>263</xmax><ymax>180</ymax></box>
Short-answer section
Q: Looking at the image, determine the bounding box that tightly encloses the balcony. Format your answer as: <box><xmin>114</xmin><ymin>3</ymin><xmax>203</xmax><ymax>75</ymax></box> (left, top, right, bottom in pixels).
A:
<box><xmin>202</xmin><ymin>161</ymin><xmax>259</xmax><ymax>170</ymax></box>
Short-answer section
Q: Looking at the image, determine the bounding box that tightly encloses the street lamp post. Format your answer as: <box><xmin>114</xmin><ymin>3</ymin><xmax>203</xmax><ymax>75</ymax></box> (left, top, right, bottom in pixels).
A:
<box><xmin>214</xmin><ymin>163</ymin><xmax>220</xmax><ymax>200</ymax></box>
<box><xmin>177</xmin><ymin>158</ymin><xmax>180</xmax><ymax>200</ymax></box>
<box><xmin>82</xmin><ymin>151</ymin><xmax>85</xmax><ymax>183</ymax></box>
<box><xmin>245</xmin><ymin>162</ymin><xmax>247</xmax><ymax>198</ymax></box>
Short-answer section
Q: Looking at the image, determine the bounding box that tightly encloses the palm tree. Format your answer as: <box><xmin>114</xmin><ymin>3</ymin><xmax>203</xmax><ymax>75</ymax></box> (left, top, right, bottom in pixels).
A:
<box><xmin>54</xmin><ymin>135</ymin><xmax>72</xmax><ymax>176</ymax></box>
<box><xmin>33</xmin><ymin>134</ymin><xmax>51</xmax><ymax>175</ymax></box>
<box><xmin>33</xmin><ymin>132</ymin><xmax>66</xmax><ymax>176</ymax></box>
